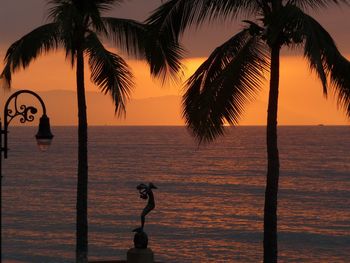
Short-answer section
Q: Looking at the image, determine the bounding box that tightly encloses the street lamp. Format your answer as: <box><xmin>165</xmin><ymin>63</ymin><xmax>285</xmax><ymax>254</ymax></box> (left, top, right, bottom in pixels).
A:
<box><xmin>0</xmin><ymin>90</ymin><xmax>53</xmax><ymax>262</ymax></box>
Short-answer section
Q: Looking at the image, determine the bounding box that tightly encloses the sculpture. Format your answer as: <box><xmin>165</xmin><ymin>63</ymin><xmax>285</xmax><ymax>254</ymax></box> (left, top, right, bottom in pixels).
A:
<box><xmin>132</xmin><ymin>182</ymin><xmax>157</xmax><ymax>249</ymax></box>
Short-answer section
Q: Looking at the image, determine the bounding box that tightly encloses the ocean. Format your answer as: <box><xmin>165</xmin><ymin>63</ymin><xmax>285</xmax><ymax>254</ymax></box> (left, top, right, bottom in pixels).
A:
<box><xmin>2</xmin><ymin>126</ymin><xmax>350</xmax><ymax>262</ymax></box>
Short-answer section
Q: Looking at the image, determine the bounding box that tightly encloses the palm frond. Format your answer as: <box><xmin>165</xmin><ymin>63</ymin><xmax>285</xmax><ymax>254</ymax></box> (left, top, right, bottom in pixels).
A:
<box><xmin>83</xmin><ymin>2</ymin><xmax>107</xmax><ymax>34</ymax></box>
<box><xmin>47</xmin><ymin>0</ymin><xmax>81</xmax><ymax>65</ymax></box>
<box><xmin>144</xmin><ymin>24</ymin><xmax>186</xmax><ymax>83</ymax></box>
<box><xmin>103</xmin><ymin>17</ymin><xmax>185</xmax><ymax>82</ymax></box>
<box><xmin>76</xmin><ymin>0</ymin><xmax>124</xmax><ymax>33</ymax></box>
<box><xmin>85</xmin><ymin>31</ymin><xmax>133</xmax><ymax>116</ymax></box>
<box><xmin>286</xmin><ymin>0</ymin><xmax>350</xmax><ymax>10</ymax></box>
<box><xmin>269</xmin><ymin>4</ymin><xmax>328</xmax><ymax>93</ymax></box>
<box><xmin>294</xmin><ymin>9</ymin><xmax>350</xmax><ymax>115</ymax></box>
<box><xmin>48</xmin><ymin>0</ymin><xmax>77</xmax><ymax>22</ymax></box>
<box><xmin>146</xmin><ymin>0</ymin><xmax>261</xmax><ymax>41</ymax></box>
<box><xmin>183</xmin><ymin>29</ymin><xmax>269</xmax><ymax>143</ymax></box>
<box><xmin>0</xmin><ymin>23</ymin><xmax>60</xmax><ymax>88</ymax></box>
<box><xmin>102</xmin><ymin>17</ymin><xmax>147</xmax><ymax>58</ymax></box>
<box><xmin>74</xmin><ymin>0</ymin><xmax>123</xmax><ymax>10</ymax></box>
<box><xmin>328</xmin><ymin>55</ymin><xmax>350</xmax><ymax>117</ymax></box>
<box><xmin>49</xmin><ymin>0</ymin><xmax>122</xmax><ymax>14</ymax></box>
<box><xmin>88</xmin><ymin>0</ymin><xmax>124</xmax><ymax>11</ymax></box>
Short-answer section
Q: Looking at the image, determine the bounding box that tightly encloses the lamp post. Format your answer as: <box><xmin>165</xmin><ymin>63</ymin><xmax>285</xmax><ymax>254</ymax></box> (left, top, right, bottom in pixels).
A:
<box><xmin>0</xmin><ymin>90</ymin><xmax>53</xmax><ymax>262</ymax></box>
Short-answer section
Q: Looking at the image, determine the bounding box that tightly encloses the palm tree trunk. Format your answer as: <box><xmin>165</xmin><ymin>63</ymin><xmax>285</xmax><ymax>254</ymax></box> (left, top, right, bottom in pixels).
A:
<box><xmin>76</xmin><ymin>48</ymin><xmax>88</xmax><ymax>263</ymax></box>
<box><xmin>264</xmin><ymin>44</ymin><xmax>280</xmax><ymax>263</ymax></box>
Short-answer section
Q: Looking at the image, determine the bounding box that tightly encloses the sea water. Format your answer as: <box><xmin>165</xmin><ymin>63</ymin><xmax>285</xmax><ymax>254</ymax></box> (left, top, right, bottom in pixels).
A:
<box><xmin>2</xmin><ymin>126</ymin><xmax>350</xmax><ymax>262</ymax></box>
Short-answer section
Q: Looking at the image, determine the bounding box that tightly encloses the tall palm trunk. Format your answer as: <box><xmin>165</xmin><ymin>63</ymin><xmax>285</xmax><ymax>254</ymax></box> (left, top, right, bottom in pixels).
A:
<box><xmin>76</xmin><ymin>47</ymin><xmax>88</xmax><ymax>263</ymax></box>
<box><xmin>264</xmin><ymin>44</ymin><xmax>280</xmax><ymax>263</ymax></box>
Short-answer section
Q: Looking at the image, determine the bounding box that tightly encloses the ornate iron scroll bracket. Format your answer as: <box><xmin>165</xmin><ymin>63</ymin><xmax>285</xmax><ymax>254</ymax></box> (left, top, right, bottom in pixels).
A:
<box><xmin>2</xmin><ymin>90</ymin><xmax>48</xmax><ymax>158</ymax></box>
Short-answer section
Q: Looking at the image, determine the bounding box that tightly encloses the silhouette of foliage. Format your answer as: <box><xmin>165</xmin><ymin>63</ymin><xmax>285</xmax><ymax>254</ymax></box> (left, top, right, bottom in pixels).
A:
<box><xmin>1</xmin><ymin>0</ymin><xmax>184</xmax><ymax>262</ymax></box>
<box><xmin>147</xmin><ymin>1</ymin><xmax>350</xmax><ymax>262</ymax></box>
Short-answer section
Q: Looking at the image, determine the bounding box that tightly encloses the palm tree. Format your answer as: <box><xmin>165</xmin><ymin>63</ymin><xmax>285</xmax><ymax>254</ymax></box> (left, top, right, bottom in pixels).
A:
<box><xmin>1</xmin><ymin>0</ymin><xmax>182</xmax><ymax>262</ymax></box>
<box><xmin>147</xmin><ymin>0</ymin><xmax>350</xmax><ymax>262</ymax></box>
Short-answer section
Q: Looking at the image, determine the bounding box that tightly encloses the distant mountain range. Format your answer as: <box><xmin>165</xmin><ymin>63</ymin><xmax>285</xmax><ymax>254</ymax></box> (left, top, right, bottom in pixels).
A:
<box><xmin>1</xmin><ymin>89</ymin><xmax>348</xmax><ymax>126</ymax></box>
<box><xmin>1</xmin><ymin>90</ymin><xmax>184</xmax><ymax>126</ymax></box>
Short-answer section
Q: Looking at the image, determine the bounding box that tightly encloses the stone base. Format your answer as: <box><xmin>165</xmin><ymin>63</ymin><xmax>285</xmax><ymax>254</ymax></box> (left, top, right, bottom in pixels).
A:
<box><xmin>127</xmin><ymin>248</ymin><xmax>154</xmax><ymax>263</ymax></box>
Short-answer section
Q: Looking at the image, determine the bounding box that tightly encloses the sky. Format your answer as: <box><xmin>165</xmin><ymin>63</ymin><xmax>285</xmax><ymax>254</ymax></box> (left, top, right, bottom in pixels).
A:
<box><xmin>0</xmin><ymin>0</ymin><xmax>349</xmax><ymax>126</ymax></box>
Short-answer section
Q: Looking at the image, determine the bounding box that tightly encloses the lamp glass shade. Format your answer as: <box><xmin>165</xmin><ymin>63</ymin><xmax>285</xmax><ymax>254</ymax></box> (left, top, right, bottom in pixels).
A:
<box><xmin>35</xmin><ymin>114</ymin><xmax>54</xmax><ymax>152</ymax></box>
<box><xmin>36</xmin><ymin>139</ymin><xmax>52</xmax><ymax>152</ymax></box>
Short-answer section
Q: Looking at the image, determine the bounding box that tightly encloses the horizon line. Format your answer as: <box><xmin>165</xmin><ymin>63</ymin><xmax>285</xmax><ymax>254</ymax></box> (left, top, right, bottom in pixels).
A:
<box><xmin>10</xmin><ymin>124</ymin><xmax>349</xmax><ymax>127</ymax></box>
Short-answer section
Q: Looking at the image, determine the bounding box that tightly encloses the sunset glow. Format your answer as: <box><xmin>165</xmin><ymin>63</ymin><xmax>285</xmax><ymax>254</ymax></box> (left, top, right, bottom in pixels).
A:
<box><xmin>1</xmin><ymin>0</ymin><xmax>350</xmax><ymax>126</ymax></box>
<box><xmin>0</xmin><ymin>1</ymin><xmax>349</xmax><ymax>262</ymax></box>
<box><xmin>1</xmin><ymin>52</ymin><xmax>348</xmax><ymax>126</ymax></box>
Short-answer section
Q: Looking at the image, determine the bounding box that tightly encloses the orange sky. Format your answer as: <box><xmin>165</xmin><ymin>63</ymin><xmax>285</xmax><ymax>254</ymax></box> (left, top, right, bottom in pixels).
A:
<box><xmin>0</xmin><ymin>1</ymin><xmax>349</xmax><ymax>126</ymax></box>
<box><xmin>0</xmin><ymin>51</ymin><xmax>349</xmax><ymax>126</ymax></box>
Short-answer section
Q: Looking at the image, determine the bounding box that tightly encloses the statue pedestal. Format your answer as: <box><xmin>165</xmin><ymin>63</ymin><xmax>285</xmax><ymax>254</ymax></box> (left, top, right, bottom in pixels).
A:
<box><xmin>127</xmin><ymin>247</ymin><xmax>154</xmax><ymax>263</ymax></box>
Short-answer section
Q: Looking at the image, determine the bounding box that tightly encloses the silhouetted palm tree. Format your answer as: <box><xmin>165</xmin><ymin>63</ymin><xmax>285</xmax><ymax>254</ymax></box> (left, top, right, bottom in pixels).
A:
<box><xmin>147</xmin><ymin>1</ymin><xmax>350</xmax><ymax>262</ymax></box>
<box><xmin>1</xmin><ymin>0</ymin><xmax>182</xmax><ymax>262</ymax></box>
